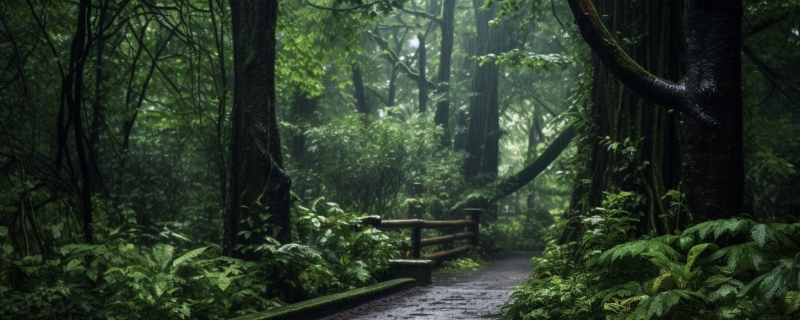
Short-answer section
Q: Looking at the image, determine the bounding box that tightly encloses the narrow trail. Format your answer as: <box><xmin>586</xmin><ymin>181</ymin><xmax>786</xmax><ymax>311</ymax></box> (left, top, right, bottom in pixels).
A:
<box><xmin>323</xmin><ymin>252</ymin><xmax>537</xmax><ymax>320</ymax></box>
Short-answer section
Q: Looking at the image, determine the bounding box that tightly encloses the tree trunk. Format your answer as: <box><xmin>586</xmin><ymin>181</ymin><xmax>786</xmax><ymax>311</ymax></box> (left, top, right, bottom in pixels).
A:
<box><xmin>464</xmin><ymin>0</ymin><xmax>504</xmax><ymax>183</ymax></box>
<box><xmin>417</xmin><ymin>33</ymin><xmax>428</xmax><ymax>113</ymax></box>
<box><xmin>352</xmin><ymin>63</ymin><xmax>370</xmax><ymax>114</ymax></box>
<box><xmin>566</xmin><ymin>0</ymin><xmax>743</xmax><ymax>224</ymax></box>
<box><xmin>61</xmin><ymin>0</ymin><xmax>94</xmax><ymax>244</ymax></box>
<box><xmin>224</xmin><ymin>0</ymin><xmax>292</xmax><ymax>260</ymax></box>
<box><xmin>434</xmin><ymin>0</ymin><xmax>455</xmax><ymax>147</ymax></box>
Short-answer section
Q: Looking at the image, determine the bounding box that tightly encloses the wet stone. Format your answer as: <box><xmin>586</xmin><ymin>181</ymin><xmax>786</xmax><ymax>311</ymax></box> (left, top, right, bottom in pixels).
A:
<box><xmin>322</xmin><ymin>252</ymin><xmax>537</xmax><ymax>320</ymax></box>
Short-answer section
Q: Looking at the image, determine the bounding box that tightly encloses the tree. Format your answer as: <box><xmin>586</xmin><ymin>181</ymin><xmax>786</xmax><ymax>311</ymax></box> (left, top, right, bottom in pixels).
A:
<box><xmin>223</xmin><ymin>0</ymin><xmax>292</xmax><ymax>260</ymax></box>
<box><xmin>434</xmin><ymin>0</ymin><xmax>456</xmax><ymax>147</ymax></box>
<box><xmin>464</xmin><ymin>1</ymin><xmax>506</xmax><ymax>183</ymax></box>
<box><xmin>560</xmin><ymin>0</ymin><xmax>686</xmax><ymax>241</ymax></box>
<box><xmin>566</xmin><ymin>0</ymin><xmax>743</xmax><ymax>223</ymax></box>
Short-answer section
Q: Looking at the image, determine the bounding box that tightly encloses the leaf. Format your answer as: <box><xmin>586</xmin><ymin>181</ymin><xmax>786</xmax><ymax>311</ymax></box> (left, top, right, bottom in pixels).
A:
<box><xmin>65</xmin><ymin>258</ymin><xmax>82</xmax><ymax>272</ymax></box>
<box><xmin>86</xmin><ymin>267</ymin><xmax>98</xmax><ymax>282</ymax></box>
<box><xmin>651</xmin><ymin>272</ymin><xmax>672</xmax><ymax>294</ymax></box>
<box><xmin>685</xmin><ymin>243</ymin><xmax>718</xmax><ymax>273</ymax></box>
<box><xmin>751</xmin><ymin>224</ymin><xmax>767</xmax><ymax>248</ymax></box>
<box><xmin>152</xmin><ymin>244</ymin><xmax>175</xmax><ymax>270</ymax></box>
<box><xmin>172</xmin><ymin>246</ymin><xmax>209</xmax><ymax>269</ymax></box>
<box><xmin>707</xmin><ymin>284</ymin><xmax>737</xmax><ymax>302</ymax></box>
<box><xmin>598</xmin><ymin>239</ymin><xmax>681</xmax><ymax>265</ymax></box>
<box><xmin>739</xmin><ymin>259</ymin><xmax>800</xmax><ymax>302</ymax></box>
<box><xmin>681</xmin><ymin>218</ymin><xmax>753</xmax><ymax>243</ymax></box>
<box><xmin>782</xmin><ymin>291</ymin><xmax>800</xmax><ymax>316</ymax></box>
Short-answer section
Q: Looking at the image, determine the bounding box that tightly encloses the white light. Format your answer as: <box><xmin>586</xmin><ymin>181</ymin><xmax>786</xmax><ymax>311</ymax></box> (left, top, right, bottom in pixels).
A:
<box><xmin>409</xmin><ymin>37</ymin><xmax>419</xmax><ymax>48</ymax></box>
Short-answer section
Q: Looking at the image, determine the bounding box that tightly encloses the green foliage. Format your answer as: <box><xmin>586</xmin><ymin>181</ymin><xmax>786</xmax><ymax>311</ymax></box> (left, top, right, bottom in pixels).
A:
<box><xmin>295</xmin><ymin>113</ymin><xmax>467</xmax><ymax>218</ymax></box>
<box><xmin>503</xmin><ymin>213</ymin><xmax>800</xmax><ymax>319</ymax></box>
<box><xmin>478</xmin><ymin>49</ymin><xmax>571</xmax><ymax>69</ymax></box>
<box><xmin>503</xmin><ymin>274</ymin><xmax>595</xmax><ymax>320</ymax></box>
<box><xmin>291</xmin><ymin>198</ymin><xmax>397</xmax><ymax>292</ymax></box>
<box><xmin>481</xmin><ymin>215</ymin><xmax>550</xmax><ymax>252</ymax></box>
<box><xmin>437</xmin><ymin>257</ymin><xmax>484</xmax><ymax>273</ymax></box>
<box><xmin>0</xmin><ymin>198</ymin><xmax>397</xmax><ymax>319</ymax></box>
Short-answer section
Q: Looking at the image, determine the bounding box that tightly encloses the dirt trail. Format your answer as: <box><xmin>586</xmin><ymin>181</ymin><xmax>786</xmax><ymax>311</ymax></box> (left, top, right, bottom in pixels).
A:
<box><xmin>322</xmin><ymin>252</ymin><xmax>537</xmax><ymax>320</ymax></box>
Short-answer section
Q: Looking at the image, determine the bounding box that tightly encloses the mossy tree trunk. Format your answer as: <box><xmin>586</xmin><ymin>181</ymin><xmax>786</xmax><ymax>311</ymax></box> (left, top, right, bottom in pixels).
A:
<box><xmin>224</xmin><ymin>0</ymin><xmax>292</xmax><ymax>260</ymax></box>
<box><xmin>565</xmin><ymin>0</ymin><xmax>686</xmax><ymax>241</ymax></box>
<box><xmin>565</xmin><ymin>0</ymin><xmax>743</xmax><ymax>233</ymax></box>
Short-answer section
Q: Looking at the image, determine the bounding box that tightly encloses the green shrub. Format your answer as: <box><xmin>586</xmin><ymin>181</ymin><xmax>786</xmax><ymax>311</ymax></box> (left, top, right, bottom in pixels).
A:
<box><xmin>503</xmin><ymin>191</ymin><xmax>800</xmax><ymax>320</ymax></box>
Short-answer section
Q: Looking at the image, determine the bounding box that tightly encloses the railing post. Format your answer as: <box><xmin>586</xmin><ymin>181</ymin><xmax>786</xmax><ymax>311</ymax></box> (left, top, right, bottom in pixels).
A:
<box><xmin>412</xmin><ymin>225</ymin><xmax>421</xmax><ymax>259</ymax></box>
<box><xmin>463</xmin><ymin>208</ymin><xmax>482</xmax><ymax>246</ymax></box>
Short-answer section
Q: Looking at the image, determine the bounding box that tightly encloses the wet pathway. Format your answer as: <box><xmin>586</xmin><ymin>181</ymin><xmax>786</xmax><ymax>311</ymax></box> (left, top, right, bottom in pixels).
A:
<box><xmin>322</xmin><ymin>252</ymin><xmax>537</xmax><ymax>320</ymax></box>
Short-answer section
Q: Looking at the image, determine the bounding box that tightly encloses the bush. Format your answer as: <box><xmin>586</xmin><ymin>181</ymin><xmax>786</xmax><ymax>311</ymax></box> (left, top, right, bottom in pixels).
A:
<box><xmin>502</xmin><ymin>191</ymin><xmax>800</xmax><ymax>319</ymax></box>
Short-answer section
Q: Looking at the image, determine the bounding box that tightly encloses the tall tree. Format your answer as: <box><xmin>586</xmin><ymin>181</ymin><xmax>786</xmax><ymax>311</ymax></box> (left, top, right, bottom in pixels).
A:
<box><xmin>224</xmin><ymin>0</ymin><xmax>292</xmax><ymax>259</ymax></box>
<box><xmin>563</xmin><ymin>0</ymin><xmax>686</xmax><ymax>241</ymax></box>
<box><xmin>464</xmin><ymin>1</ymin><xmax>507</xmax><ymax>183</ymax></box>
<box><xmin>434</xmin><ymin>0</ymin><xmax>456</xmax><ymax>147</ymax></box>
<box><xmin>566</xmin><ymin>0</ymin><xmax>743</xmax><ymax>223</ymax></box>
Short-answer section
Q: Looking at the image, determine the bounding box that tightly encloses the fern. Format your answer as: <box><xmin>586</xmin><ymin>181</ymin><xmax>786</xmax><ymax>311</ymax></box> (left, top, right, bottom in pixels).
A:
<box><xmin>738</xmin><ymin>254</ymin><xmax>800</xmax><ymax>302</ymax></box>
<box><xmin>172</xmin><ymin>246</ymin><xmax>209</xmax><ymax>269</ymax></box>
<box><xmin>680</xmin><ymin>218</ymin><xmax>754</xmax><ymax>245</ymax></box>
<box><xmin>598</xmin><ymin>239</ymin><xmax>681</xmax><ymax>265</ymax></box>
<box><xmin>152</xmin><ymin>244</ymin><xmax>175</xmax><ymax>270</ymax></box>
<box><xmin>631</xmin><ymin>289</ymin><xmax>705</xmax><ymax>319</ymax></box>
<box><xmin>703</xmin><ymin>242</ymin><xmax>767</xmax><ymax>274</ymax></box>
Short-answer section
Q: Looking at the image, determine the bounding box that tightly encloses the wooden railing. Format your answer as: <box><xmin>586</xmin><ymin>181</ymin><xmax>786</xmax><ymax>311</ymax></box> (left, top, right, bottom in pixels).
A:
<box><xmin>360</xmin><ymin>208</ymin><xmax>483</xmax><ymax>261</ymax></box>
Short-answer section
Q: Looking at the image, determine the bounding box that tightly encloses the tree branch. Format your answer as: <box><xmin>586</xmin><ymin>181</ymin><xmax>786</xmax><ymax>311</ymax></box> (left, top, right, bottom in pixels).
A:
<box><xmin>452</xmin><ymin>126</ymin><xmax>576</xmax><ymax>211</ymax></box>
<box><xmin>368</xmin><ymin>31</ymin><xmax>437</xmax><ymax>90</ymax></box>
<box><xmin>400</xmin><ymin>8</ymin><xmax>442</xmax><ymax>24</ymax></box>
<box><xmin>566</xmin><ymin>0</ymin><xmax>684</xmax><ymax>109</ymax></box>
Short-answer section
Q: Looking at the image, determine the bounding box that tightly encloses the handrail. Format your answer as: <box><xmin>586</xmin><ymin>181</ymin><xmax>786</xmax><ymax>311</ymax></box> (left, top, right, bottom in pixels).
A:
<box><xmin>360</xmin><ymin>208</ymin><xmax>483</xmax><ymax>261</ymax></box>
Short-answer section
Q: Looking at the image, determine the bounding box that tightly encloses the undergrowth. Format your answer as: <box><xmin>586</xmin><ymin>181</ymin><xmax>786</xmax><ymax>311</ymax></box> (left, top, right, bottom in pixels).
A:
<box><xmin>502</xmin><ymin>191</ymin><xmax>800</xmax><ymax>320</ymax></box>
<box><xmin>0</xmin><ymin>197</ymin><xmax>396</xmax><ymax>320</ymax></box>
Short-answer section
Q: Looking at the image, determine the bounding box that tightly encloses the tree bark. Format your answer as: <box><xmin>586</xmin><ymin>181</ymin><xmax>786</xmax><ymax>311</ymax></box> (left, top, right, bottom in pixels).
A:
<box><xmin>224</xmin><ymin>0</ymin><xmax>292</xmax><ymax>260</ymax></box>
<box><xmin>566</xmin><ymin>0</ymin><xmax>743</xmax><ymax>223</ymax></box>
<box><xmin>434</xmin><ymin>0</ymin><xmax>455</xmax><ymax>147</ymax></box>
<box><xmin>352</xmin><ymin>63</ymin><xmax>370</xmax><ymax>114</ymax></box>
<box><xmin>464</xmin><ymin>0</ymin><xmax>504</xmax><ymax>183</ymax></box>
<box><xmin>417</xmin><ymin>33</ymin><xmax>428</xmax><ymax>113</ymax></box>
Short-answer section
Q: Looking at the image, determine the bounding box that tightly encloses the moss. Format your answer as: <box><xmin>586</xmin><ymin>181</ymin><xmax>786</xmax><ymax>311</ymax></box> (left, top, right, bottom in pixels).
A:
<box><xmin>229</xmin><ymin>278</ymin><xmax>416</xmax><ymax>320</ymax></box>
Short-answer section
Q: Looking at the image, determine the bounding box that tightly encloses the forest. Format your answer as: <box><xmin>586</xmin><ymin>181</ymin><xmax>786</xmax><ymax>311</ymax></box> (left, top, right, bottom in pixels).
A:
<box><xmin>0</xmin><ymin>0</ymin><xmax>798</xmax><ymax>319</ymax></box>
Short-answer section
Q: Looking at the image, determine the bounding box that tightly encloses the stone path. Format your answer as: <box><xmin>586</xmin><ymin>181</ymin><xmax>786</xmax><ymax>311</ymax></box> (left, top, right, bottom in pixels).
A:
<box><xmin>322</xmin><ymin>252</ymin><xmax>537</xmax><ymax>320</ymax></box>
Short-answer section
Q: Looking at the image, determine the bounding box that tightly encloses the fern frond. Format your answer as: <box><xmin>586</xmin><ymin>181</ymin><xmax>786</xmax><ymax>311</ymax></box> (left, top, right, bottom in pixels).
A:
<box><xmin>172</xmin><ymin>246</ymin><xmax>209</xmax><ymax>269</ymax></box>
<box><xmin>703</xmin><ymin>242</ymin><xmax>766</xmax><ymax>274</ymax></box>
<box><xmin>750</xmin><ymin>223</ymin><xmax>800</xmax><ymax>252</ymax></box>
<box><xmin>681</xmin><ymin>218</ymin><xmax>754</xmax><ymax>243</ymax></box>
<box><xmin>738</xmin><ymin>258</ymin><xmax>800</xmax><ymax>302</ymax></box>
<box><xmin>634</xmin><ymin>289</ymin><xmax>706</xmax><ymax>318</ymax></box>
<box><xmin>152</xmin><ymin>244</ymin><xmax>175</xmax><ymax>271</ymax></box>
<box><xmin>685</xmin><ymin>243</ymin><xmax>718</xmax><ymax>272</ymax></box>
<box><xmin>598</xmin><ymin>239</ymin><xmax>680</xmax><ymax>265</ymax></box>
